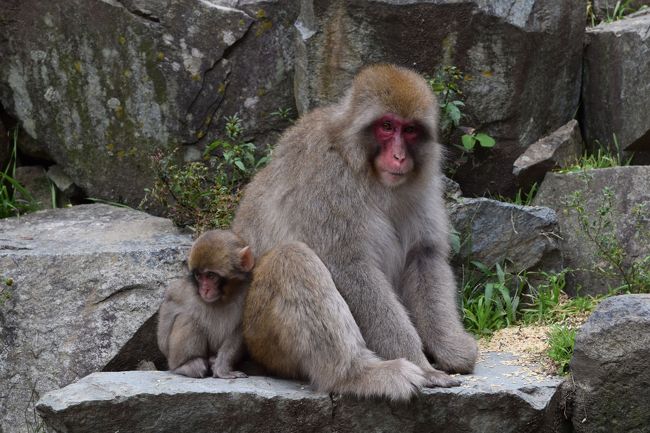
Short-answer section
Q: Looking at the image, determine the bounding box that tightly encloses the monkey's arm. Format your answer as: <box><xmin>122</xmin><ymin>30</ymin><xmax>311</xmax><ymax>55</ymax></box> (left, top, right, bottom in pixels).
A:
<box><xmin>400</xmin><ymin>245</ymin><xmax>478</xmax><ymax>374</ymax></box>
<box><xmin>211</xmin><ymin>329</ymin><xmax>247</xmax><ymax>379</ymax></box>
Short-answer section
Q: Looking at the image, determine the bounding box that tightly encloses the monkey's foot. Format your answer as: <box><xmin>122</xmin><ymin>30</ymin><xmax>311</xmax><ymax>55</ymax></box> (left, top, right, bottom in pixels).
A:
<box><xmin>422</xmin><ymin>368</ymin><xmax>460</xmax><ymax>388</ymax></box>
<box><xmin>213</xmin><ymin>369</ymin><xmax>248</xmax><ymax>379</ymax></box>
<box><xmin>430</xmin><ymin>333</ymin><xmax>479</xmax><ymax>374</ymax></box>
<box><xmin>173</xmin><ymin>358</ymin><xmax>210</xmax><ymax>378</ymax></box>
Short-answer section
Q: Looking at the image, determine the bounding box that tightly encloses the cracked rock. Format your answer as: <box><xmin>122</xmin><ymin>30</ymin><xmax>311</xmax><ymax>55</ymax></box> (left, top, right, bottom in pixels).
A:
<box><xmin>0</xmin><ymin>204</ymin><xmax>192</xmax><ymax>433</ymax></box>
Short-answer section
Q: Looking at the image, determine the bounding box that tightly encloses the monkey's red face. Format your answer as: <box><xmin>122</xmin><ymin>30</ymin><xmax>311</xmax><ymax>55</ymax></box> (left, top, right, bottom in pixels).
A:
<box><xmin>373</xmin><ymin>114</ymin><xmax>419</xmax><ymax>186</ymax></box>
<box><xmin>194</xmin><ymin>270</ymin><xmax>226</xmax><ymax>303</ymax></box>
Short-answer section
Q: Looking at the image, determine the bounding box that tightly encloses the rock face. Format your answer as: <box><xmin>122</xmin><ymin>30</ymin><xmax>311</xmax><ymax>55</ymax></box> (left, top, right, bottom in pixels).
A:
<box><xmin>448</xmin><ymin>198</ymin><xmax>560</xmax><ymax>272</ymax></box>
<box><xmin>0</xmin><ymin>204</ymin><xmax>191</xmax><ymax>433</ymax></box>
<box><xmin>513</xmin><ymin>120</ymin><xmax>584</xmax><ymax>190</ymax></box>
<box><xmin>581</xmin><ymin>10</ymin><xmax>650</xmax><ymax>153</ymax></box>
<box><xmin>294</xmin><ymin>0</ymin><xmax>584</xmax><ymax>195</ymax></box>
<box><xmin>36</xmin><ymin>352</ymin><xmax>569</xmax><ymax>433</ymax></box>
<box><xmin>570</xmin><ymin>294</ymin><xmax>650</xmax><ymax>433</ymax></box>
<box><xmin>0</xmin><ymin>0</ymin><xmax>298</xmax><ymax>207</ymax></box>
<box><xmin>533</xmin><ymin>166</ymin><xmax>650</xmax><ymax>295</ymax></box>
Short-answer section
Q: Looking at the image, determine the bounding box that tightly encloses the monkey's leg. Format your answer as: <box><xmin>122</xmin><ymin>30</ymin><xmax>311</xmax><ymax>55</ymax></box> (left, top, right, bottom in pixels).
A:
<box><xmin>400</xmin><ymin>247</ymin><xmax>478</xmax><ymax>374</ymax></box>
<box><xmin>327</xmin><ymin>258</ymin><xmax>459</xmax><ymax>387</ymax></box>
<box><xmin>245</xmin><ymin>242</ymin><xmax>435</xmax><ymax>400</ymax></box>
<box><xmin>211</xmin><ymin>331</ymin><xmax>247</xmax><ymax>379</ymax></box>
<box><xmin>167</xmin><ymin>314</ymin><xmax>210</xmax><ymax>378</ymax></box>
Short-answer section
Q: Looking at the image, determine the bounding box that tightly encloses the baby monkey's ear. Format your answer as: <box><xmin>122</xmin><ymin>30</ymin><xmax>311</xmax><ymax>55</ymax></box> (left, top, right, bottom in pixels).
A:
<box><xmin>238</xmin><ymin>246</ymin><xmax>254</xmax><ymax>272</ymax></box>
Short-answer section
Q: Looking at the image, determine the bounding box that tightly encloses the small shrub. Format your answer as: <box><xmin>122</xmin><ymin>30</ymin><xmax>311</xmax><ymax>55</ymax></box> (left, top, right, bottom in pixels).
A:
<box><xmin>143</xmin><ymin>114</ymin><xmax>271</xmax><ymax>232</ymax></box>
<box><xmin>425</xmin><ymin>66</ymin><xmax>496</xmax><ymax>158</ymax></box>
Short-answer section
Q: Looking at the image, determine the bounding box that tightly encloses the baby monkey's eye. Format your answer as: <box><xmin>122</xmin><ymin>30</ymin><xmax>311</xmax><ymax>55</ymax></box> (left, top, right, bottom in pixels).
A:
<box><xmin>382</xmin><ymin>121</ymin><xmax>393</xmax><ymax>131</ymax></box>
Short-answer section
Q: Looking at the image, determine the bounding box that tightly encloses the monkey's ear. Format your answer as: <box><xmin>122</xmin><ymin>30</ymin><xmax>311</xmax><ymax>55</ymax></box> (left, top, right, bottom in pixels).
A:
<box><xmin>238</xmin><ymin>246</ymin><xmax>255</xmax><ymax>272</ymax></box>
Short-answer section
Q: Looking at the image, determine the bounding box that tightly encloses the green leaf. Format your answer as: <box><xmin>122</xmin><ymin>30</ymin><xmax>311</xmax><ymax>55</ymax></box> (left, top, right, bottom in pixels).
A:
<box><xmin>445</xmin><ymin>104</ymin><xmax>462</xmax><ymax>125</ymax></box>
<box><xmin>461</xmin><ymin>134</ymin><xmax>476</xmax><ymax>151</ymax></box>
<box><xmin>475</xmin><ymin>133</ymin><xmax>496</xmax><ymax>148</ymax></box>
<box><xmin>234</xmin><ymin>160</ymin><xmax>246</xmax><ymax>172</ymax></box>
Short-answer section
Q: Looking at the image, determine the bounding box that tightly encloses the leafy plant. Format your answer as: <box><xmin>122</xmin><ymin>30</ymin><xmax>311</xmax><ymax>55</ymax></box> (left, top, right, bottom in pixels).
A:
<box><xmin>1</xmin><ymin>129</ymin><xmax>38</xmax><ymax>218</ymax></box>
<box><xmin>462</xmin><ymin>262</ymin><xmax>521</xmax><ymax>336</ymax></box>
<box><xmin>547</xmin><ymin>325</ymin><xmax>576</xmax><ymax>374</ymax></box>
<box><xmin>521</xmin><ymin>270</ymin><xmax>567</xmax><ymax>323</ymax></box>
<box><xmin>564</xmin><ymin>186</ymin><xmax>650</xmax><ymax>293</ymax></box>
<box><xmin>426</xmin><ymin>66</ymin><xmax>496</xmax><ymax>154</ymax></box>
<box><xmin>270</xmin><ymin>107</ymin><xmax>294</xmax><ymax>122</ymax></box>
<box><xmin>143</xmin><ymin>114</ymin><xmax>271</xmax><ymax>232</ymax></box>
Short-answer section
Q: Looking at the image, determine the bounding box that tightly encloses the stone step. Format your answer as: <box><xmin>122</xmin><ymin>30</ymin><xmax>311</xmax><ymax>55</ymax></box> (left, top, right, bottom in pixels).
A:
<box><xmin>36</xmin><ymin>352</ymin><xmax>569</xmax><ymax>433</ymax></box>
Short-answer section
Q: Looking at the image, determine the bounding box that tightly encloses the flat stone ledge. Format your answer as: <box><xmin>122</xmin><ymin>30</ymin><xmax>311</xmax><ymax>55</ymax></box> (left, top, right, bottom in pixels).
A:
<box><xmin>37</xmin><ymin>352</ymin><xmax>568</xmax><ymax>433</ymax></box>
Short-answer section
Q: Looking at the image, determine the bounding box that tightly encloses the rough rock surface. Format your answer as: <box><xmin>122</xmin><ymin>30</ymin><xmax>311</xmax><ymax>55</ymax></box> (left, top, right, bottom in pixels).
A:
<box><xmin>294</xmin><ymin>0</ymin><xmax>584</xmax><ymax>195</ymax></box>
<box><xmin>570</xmin><ymin>294</ymin><xmax>650</xmax><ymax>433</ymax></box>
<box><xmin>36</xmin><ymin>352</ymin><xmax>569</xmax><ymax>433</ymax></box>
<box><xmin>0</xmin><ymin>204</ymin><xmax>191</xmax><ymax>433</ymax></box>
<box><xmin>533</xmin><ymin>166</ymin><xmax>650</xmax><ymax>295</ymax></box>
<box><xmin>581</xmin><ymin>9</ymin><xmax>650</xmax><ymax>152</ymax></box>
<box><xmin>513</xmin><ymin>120</ymin><xmax>584</xmax><ymax>189</ymax></box>
<box><xmin>448</xmin><ymin>198</ymin><xmax>559</xmax><ymax>272</ymax></box>
<box><xmin>0</xmin><ymin>0</ymin><xmax>298</xmax><ymax>207</ymax></box>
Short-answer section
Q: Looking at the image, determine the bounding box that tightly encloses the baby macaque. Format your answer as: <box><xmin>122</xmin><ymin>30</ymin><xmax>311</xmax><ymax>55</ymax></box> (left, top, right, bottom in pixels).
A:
<box><xmin>157</xmin><ymin>230</ymin><xmax>253</xmax><ymax>378</ymax></box>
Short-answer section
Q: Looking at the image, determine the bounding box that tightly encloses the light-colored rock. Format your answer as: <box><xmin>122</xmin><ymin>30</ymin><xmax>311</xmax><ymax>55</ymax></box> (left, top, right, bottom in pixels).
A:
<box><xmin>36</xmin><ymin>352</ymin><xmax>568</xmax><ymax>433</ymax></box>
<box><xmin>448</xmin><ymin>198</ymin><xmax>559</xmax><ymax>272</ymax></box>
<box><xmin>533</xmin><ymin>166</ymin><xmax>650</xmax><ymax>295</ymax></box>
<box><xmin>0</xmin><ymin>204</ymin><xmax>191</xmax><ymax>433</ymax></box>
<box><xmin>570</xmin><ymin>294</ymin><xmax>650</xmax><ymax>433</ymax></box>
<box><xmin>294</xmin><ymin>0</ymin><xmax>584</xmax><ymax>196</ymax></box>
<box><xmin>581</xmin><ymin>9</ymin><xmax>650</xmax><ymax>153</ymax></box>
<box><xmin>513</xmin><ymin>120</ymin><xmax>584</xmax><ymax>189</ymax></box>
<box><xmin>0</xmin><ymin>0</ymin><xmax>298</xmax><ymax>207</ymax></box>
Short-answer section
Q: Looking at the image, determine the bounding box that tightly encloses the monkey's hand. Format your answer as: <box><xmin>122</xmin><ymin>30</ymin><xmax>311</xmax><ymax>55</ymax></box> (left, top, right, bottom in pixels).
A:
<box><xmin>422</xmin><ymin>368</ymin><xmax>461</xmax><ymax>388</ymax></box>
<box><xmin>213</xmin><ymin>368</ymin><xmax>248</xmax><ymax>379</ymax></box>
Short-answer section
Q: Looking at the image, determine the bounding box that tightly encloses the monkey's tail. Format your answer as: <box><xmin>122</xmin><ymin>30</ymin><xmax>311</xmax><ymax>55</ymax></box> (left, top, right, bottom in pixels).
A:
<box><xmin>330</xmin><ymin>357</ymin><xmax>426</xmax><ymax>401</ymax></box>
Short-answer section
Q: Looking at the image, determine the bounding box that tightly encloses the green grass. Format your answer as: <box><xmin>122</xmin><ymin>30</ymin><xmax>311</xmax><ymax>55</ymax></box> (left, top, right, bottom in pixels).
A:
<box><xmin>547</xmin><ymin>325</ymin><xmax>577</xmax><ymax>374</ymax></box>
<box><xmin>1</xmin><ymin>129</ymin><xmax>38</xmax><ymax>218</ymax></box>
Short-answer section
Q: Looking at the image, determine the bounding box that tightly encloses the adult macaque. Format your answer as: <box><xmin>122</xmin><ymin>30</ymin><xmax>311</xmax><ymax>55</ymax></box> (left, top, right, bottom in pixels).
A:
<box><xmin>157</xmin><ymin>230</ymin><xmax>253</xmax><ymax>379</ymax></box>
<box><xmin>234</xmin><ymin>64</ymin><xmax>477</xmax><ymax>398</ymax></box>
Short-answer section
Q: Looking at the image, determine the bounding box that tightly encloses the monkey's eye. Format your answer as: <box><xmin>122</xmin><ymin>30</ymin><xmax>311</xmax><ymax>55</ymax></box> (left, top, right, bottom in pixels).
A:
<box><xmin>206</xmin><ymin>271</ymin><xmax>220</xmax><ymax>281</ymax></box>
<box><xmin>404</xmin><ymin>125</ymin><xmax>416</xmax><ymax>134</ymax></box>
<box><xmin>382</xmin><ymin>121</ymin><xmax>393</xmax><ymax>131</ymax></box>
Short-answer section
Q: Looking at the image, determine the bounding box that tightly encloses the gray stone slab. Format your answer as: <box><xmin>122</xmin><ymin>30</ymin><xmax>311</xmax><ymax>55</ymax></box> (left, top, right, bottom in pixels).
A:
<box><xmin>37</xmin><ymin>352</ymin><xmax>568</xmax><ymax>433</ymax></box>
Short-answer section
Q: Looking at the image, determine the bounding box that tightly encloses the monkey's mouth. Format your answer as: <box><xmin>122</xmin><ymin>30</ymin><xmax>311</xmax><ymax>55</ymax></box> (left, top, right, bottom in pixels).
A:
<box><xmin>388</xmin><ymin>172</ymin><xmax>405</xmax><ymax>177</ymax></box>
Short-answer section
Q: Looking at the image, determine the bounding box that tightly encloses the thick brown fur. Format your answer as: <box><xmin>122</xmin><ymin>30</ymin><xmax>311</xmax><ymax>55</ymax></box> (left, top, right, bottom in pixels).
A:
<box><xmin>234</xmin><ymin>64</ymin><xmax>478</xmax><ymax>397</ymax></box>
<box><xmin>157</xmin><ymin>230</ymin><xmax>251</xmax><ymax>379</ymax></box>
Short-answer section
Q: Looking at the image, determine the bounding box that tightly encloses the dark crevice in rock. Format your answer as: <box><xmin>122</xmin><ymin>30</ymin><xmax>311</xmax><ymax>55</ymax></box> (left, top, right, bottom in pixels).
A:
<box><xmin>92</xmin><ymin>283</ymin><xmax>150</xmax><ymax>305</ymax></box>
<box><xmin>182</xmin><ymin>18</ymin><xmax>253</xmax><ymax>146</ymax></box>
<box><xmin>114</xmin><ymin>0</ymin><xmax>161</xmax><ymax>24</ymax></box>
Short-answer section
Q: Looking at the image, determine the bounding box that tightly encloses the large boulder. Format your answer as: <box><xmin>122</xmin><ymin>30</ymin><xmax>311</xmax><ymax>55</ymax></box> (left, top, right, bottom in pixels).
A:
<box><xmin>513</xmin><ymin>120</ymin><xmax>584</xmax><ymax>190</ymax></box>
<box><xmin>0</xmin><ymin>204</ymin><xmax>191</xmax><ymax>433</ymax></box>
<box><xmin>533</xmin><ymin>166</ymin><xmax>650</xmax><ymax>295</ymax></box>
<box><xmin>581</xmin><ymin>10</ymin><xmax>650</xmax><ymax>153</ymax></box>
<box><xmin>0</xmin><ymin>0</ymin><xmax>298</xmax><ymax>207</ymax></box>
<box><xmin>448</xmin><ymin>198</ymin><xmax>560</xmax><ymax>273</ymax></box>
<box><xmin>570</xmin><ymin>294</ymin><xmax>650</xmax><ymax>433</ymax></box>
<box><xmin>294</xmin><ymin>0</ymin><xmax>585</xmax><ymax>195</ymax></box>
<box><xmin>36</xmin><ymin>352</ymin><xmax>569</xmax><ymax>433</ymax></box>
